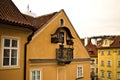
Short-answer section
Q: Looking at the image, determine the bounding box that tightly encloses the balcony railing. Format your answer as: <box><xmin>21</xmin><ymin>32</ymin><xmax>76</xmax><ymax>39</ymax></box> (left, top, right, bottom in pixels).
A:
<box><xmin>56</xmin><ymin>47</ymin><xmax>73</xmax><ymax>64</ymax></box>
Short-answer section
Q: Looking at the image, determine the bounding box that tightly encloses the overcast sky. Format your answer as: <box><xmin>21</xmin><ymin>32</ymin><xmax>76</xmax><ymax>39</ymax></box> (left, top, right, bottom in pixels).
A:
<box><xmin>12</xmin><ymin>0</ymin><xmax>120</xmax><ymax>38</ymax></box>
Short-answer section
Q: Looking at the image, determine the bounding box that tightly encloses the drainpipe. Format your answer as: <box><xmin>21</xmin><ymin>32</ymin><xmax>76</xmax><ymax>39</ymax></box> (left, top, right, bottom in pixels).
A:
<box><xmin>24</xmin><ymin>29</ymin><xmax>35</xmax><ymax>80</ymax></box>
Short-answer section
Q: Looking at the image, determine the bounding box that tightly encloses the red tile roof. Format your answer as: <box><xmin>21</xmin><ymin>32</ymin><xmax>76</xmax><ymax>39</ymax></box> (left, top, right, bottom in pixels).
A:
<box><xmin>85</xmin><ymin>38</ymin><xmax>98</xmax><ymax>57</ymax></box>
<box><xmin>0</xmin><ymin>0</ymin><xmax>57</xmax><ymax>30</ymax></box>
<box><xmin>0</xmin><ymin>0</ymin><xmax>31</xmax><ymax>26</ymax></box>
<box><xmin>97</xmin><ymin>36</ymin><xmax>120</xmax><ymax>49</ymax></box>
<box><xmin>110</xmin><ymin>36</ymin><xmax>120</xmax><ymax>48</ymax></box>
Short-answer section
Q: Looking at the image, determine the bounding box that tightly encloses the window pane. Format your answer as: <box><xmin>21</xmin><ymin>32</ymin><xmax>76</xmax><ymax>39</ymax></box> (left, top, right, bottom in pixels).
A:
<box><xmin>4</xmin><ymin>39</ymin><xmax>10</xmax><ymax>47</ymax></box>
<box><xmin>3</xmin><ymin>58</ymin><xmax>9</xmax><ymax>66</ymax></box>
<box><xmin>11</xmin><ymin>49</ymin><xmax>17</xmax><ymax>57</ymax></box>
<box><xmin>78</xmin><ymin>67</ymin><xmax>82</xmax><ymax>77</ymax></box>
<box><xmin>37</xmin><ymin>71</ymin><xmax>40</xmax><ymax>80</ymax></box>
<box><xmin>12</xmin><ymin>40</ymin><xmax>17</xmax><ymax>47</ymax></box>
<box><xmin>118</xmin><ymin>73</ymin><xmax>120</xmax><ymax>79</ymax></box>
<box><xmin>32</xmin><ymin>71</ymin><xmax>35</xmax><ymax>80</ymax></box>
<box><xmin>11</xmin><ymin>58</ymin><xmax>17</xmax><ymax>65</ymax></box>
<box><xmin>4</xmin><ymin>49</ymin><xmax>10</xmax><ymax>57</ymax></box>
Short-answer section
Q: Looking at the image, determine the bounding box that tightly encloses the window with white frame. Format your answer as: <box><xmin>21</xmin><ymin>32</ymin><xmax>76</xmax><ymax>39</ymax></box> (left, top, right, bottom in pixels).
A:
<box><xmin>31</xmin><ymin>70</ymin><xmax>41</xmax><ymax>80</ymax></box>
<box><xmin>118</xmin><ymin>61</ymin><xmax>120</xmax><ymax>67</ymax></box>
<box><xmin>2</xmin><ymin>38</ymin><xmax>19</xmax><ymax>67</ymax></box>
<box><xmin>118</xmin><ymin>72</ymin><xmax>120</xmax><ymax>79</ymax></box>
<box><xmin>107</xmin><ymin>71</ymin><xmax>111</xmax><ymax>79</ymax></box>
<box><xmin>77</xmin><ymin>65</ymin><xmax>83</xmax><ymax>78</ymax></box>
<box><xmin>107</xmin><ymin>60</ymin><xmax>111</xmax><ymax>67</ymax></box>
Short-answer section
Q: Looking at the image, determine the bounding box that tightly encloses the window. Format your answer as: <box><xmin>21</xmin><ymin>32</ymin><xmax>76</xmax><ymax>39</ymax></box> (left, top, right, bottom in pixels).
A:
<box><xmin>96</xmin><ymin>59</ymin><xmax>98</xmax><ymax>64</ymax></box>
<box><xmin>118</xmin><ymin>50</ymin><xmax>120</xmax><ymax>55</ymax></box>
<box><xmin>108</xmin><ymin>60</ymin><xmax>111</xmax><ymax>67</ymax></box>
<box><xmin>101</xmin><ymin>71</ymin><xmax>104</xmax><ymax>78</ymax></box>
<box><xmin>77</xmin><ymin>65</ymin><xmax>83</xmax><ymax>78</ymax></box>
<box><xmin>58</xmin><ymin>32</ymin><xmax>64</xmax><ymax>43</ymax></box>
<box><xmin>60</xmin><ymin>19</ymin><xmax>64</xmax><ymax>26</ymax></box>
<box><xmin>101</xmin><ymin>60</ymin><xmax>104</xmax><ymax>66</ymax></box>
<box><xmin>105</xmin><ymin>40</ymin><xmax>107</xmax><ymax>45</ymax></box>
<box><xmin>118</xmin><ymin>61</ymin><xmax>120</xmax><ymax>67</ymax></box>
<box><xmin>108</xmin><ymin>50</ymin><xmax>111</xmax><ymax>55</ymax></box>
<box><xmin>101</xmin><ymin>51</ymin><xmax>104</xmax><ymax>55</ymax></box>
<box><xmin>31</xmin><ymin>70</ymin><xmax>41</xmax><ymax>80</ymax></box>
<box><xmin>118</xmin><ymin>72</ymin><xmax>120</xmax><ymax>80</ymax></box>
<box><xmin>96</xmin><ymin>68</ymin><xmax>98</xmax><ymax>73</ymax></box>
<box><xmin>2</xmin><ymin>38</ymin><xmax>19</xmax><ymax>67</ymax></box>
<box><xmin>107</xmin><ymin>71</ymin><xmax>111</xmax><ymax>79</ymax></box>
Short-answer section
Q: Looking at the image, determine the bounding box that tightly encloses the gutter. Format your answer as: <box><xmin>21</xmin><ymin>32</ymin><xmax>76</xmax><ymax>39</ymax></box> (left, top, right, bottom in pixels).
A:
<box><xmin>24</xmin><ymin>29</ymin><xmax>35</xmax><ymax>80</ymax></box>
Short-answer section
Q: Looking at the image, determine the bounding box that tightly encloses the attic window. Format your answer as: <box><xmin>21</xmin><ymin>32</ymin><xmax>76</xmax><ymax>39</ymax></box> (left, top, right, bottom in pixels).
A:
<box><xmin>60</xmin><ymin>19</ymin><xmax>64</xmax><ymax>27</ymax></box>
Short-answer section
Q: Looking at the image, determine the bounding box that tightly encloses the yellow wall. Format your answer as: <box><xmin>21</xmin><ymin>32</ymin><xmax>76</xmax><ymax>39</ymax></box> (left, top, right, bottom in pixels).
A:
<box><xmin>0</xmin><ymin>23</ymin><xmax>31</xmax><ymax>80</ymax></box>
<box><xmin>98</xmin><ymin>48</ymin><xmax>120</xmax><ymax>80</ymax></box>
<box><xmin>27</xmin><ymin>10</ymin><xmax>90</xmax><ymax>80</ymax></box>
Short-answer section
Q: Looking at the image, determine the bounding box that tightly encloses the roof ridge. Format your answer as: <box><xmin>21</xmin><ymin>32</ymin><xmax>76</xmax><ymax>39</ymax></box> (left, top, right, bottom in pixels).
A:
<box><xmin>35</xmin><ymin>12</ymin><xmax>58</xmax><ymax>18</ymax></box>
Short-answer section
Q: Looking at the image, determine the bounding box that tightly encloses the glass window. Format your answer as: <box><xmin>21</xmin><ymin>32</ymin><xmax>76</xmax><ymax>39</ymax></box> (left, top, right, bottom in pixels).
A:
<box><xmin>107</xmin><ymin>72</ymin><xmax>111</xmax><ymax>78</ymax></box>
<box><xmin>118</xmin><ymin>72</ymin><xmax>120</xmax><ymax>79</ymax></box>
<box><xmin>2</xmin><ymin>38</ymin><xmax>18</xmax><ymax>67</ymax></box>
<box><xmin>118</xmin><ymin>61</ymin><xmax>120</xmax><ymax>67</ymax></box>
<box><xmin>58</xmin><ymin>32</ymin><xmax>64</xmax><ymax>43</ymax></box>
<box><xmin>101</xmin><ymin>60</ymin><xmax>104</xmax><ymax>66</ymax></box>
<box><xmin>77</xmin><ymin>66</ymin><xmax>83</xmax><ymax>78</ymax></box>
<box><xmin>101</xmin><ymin>51</ymin><xmax>104</xmax><ymax>55</ymax></box>
<box><xmin>101</xmin><ymin>71</ymin><xmax>104</xmax><ymax>78</ymax></box>
<box><xmin>118</xmin><ymin>50</ymin><xmax>120</xmax><ymax>55</ymax></box>
<box><xmin>31</xmin><ymin>70</ymin><xmax>41</xmax><ymax>80</ymax></box>
<box><xmin>108</xmin><ymin>50</ymin><xmax>111</xmax><ymax>55</ymax></box>
<box><xmin>108</xmin><ymin>60</ymin><xmax>111</xmax><ymax>67</ymax></box>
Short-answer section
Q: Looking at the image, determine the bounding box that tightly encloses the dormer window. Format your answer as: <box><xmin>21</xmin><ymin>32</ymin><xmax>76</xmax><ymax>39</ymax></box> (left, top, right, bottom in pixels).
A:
<box><xmin>58</xmin><ymin>32</ymin><xmax>64</xmax><ymax>43</ymax></box>
<box><xmin>51</xmin><ymin>26</ymin><xmax>74</xmax><ymax>44</ymax></box>
<box><xmin>60</xmin><ymin>19</ymin><xmax>64</xmax><ymax>27</ymax></box>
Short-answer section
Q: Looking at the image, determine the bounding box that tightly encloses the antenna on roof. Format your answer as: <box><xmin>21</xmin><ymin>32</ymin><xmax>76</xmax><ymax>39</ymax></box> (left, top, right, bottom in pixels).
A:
<box><xmin>27</xmin><ymin>4</ymin><xmax>30</xmax><ymax>12</ymax></box>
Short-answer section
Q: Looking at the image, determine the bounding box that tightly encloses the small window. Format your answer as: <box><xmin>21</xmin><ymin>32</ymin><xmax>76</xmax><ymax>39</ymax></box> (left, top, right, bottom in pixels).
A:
<box><xmin>108</xmin><ymin>60</ymin><xmax>111</xmax><ymax>67</ymax></box>
<box><xmin>118</xmin><ymin>50</ymin><xmax>120</xmax><ymax>55</ymax></box>
<box><xmin>118</xmin><ymin>72</ymin><xmax>120</xmax><ymax>79</ymax></box>
<box><xmin>60</xmin><ymin>19</ymin><xmax>64</xmax><ymax>26</ymax></box>
<box><xmin>77</xmin><ymin>65</ymin><xmax>83</xmax><ymax>78</ymax></box>
<box><xmin>108</xmin><ymin>50</ymin><xmax>111</xmax><ymax>55</ymax></box>
<box><xmin>2</xmin><ymin>38</ymin><xmax>19</xmax><ymax>67</ymax></box>
<box><xmin>101</xmin><ymin>51</ymin><xmax>104</xmax><ymax>55</ymax></box>
<box><xmin>96</xmin><ymin>68</ymin><xmax>98</xmax><ymax>73</ymax></box>
<box><xmin>101</xmin><ymin>71</ymin><xmax>104</xmax><ymax>78</ymax></box>
<box><xmin>101</xmin><ymin>60</ymin><xmax>104</xmax><ymax>66</ymax></box>
<box><xmin>118</xmin><ymin>61</ymin><xmax>120</xmax><ymax>67</ymax></box>
<box><xmin>58</xmin><ymin>32</ymin><xmax>64</xmax><ymax>43</ymax></box>
<box><xmin>31</xmin><ymin>70</ymin><xmax>41</xmax><ymax>80</ymax></box>
<box><xmin>107</xmin><ymin>71</ymin><xmax>111</xmax><ymax>79</ymax></box>
<box><xmin>96</xmin><ymin>59</ymin><xmax>98</xmax><ymax>64</ymax></box>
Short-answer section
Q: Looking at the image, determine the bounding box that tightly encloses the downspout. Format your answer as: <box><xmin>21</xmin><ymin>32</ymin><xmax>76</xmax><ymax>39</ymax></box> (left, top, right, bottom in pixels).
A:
<box><xmin>24</xmin><ymin>29</ymin><xmax>35</xmax><ymax>80</ymax></box>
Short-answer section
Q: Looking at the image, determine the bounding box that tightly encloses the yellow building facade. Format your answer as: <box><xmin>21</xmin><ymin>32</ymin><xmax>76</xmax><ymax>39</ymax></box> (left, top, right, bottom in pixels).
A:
<box><xmin>0</xmin><ymin>0</ymin><xmax>90</xmax><ymax>80</ymax></box>
<box><xmin>26</xmin><ymin>10</ymin><xmax>90</xmax><ymax>80</ymax></box>
<box><xmin>98</xmin><ymin>37</ymin><xmax>120</xmax><ymax>80</ymax></box>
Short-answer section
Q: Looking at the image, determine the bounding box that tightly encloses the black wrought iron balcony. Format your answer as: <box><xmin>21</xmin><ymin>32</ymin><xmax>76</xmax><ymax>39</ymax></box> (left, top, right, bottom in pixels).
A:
<box><xmin>56</xmin><ymin>48</ymin><xmax>73</xmax><ymax>64</ymax></box>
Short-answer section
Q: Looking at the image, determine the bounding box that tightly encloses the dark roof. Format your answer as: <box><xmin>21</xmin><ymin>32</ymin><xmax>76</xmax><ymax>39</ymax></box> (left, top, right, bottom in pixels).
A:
<box><xmin>0</xmin><ymin>0</ymin><xmax>57</xmax><ymax>30</ymax></box>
